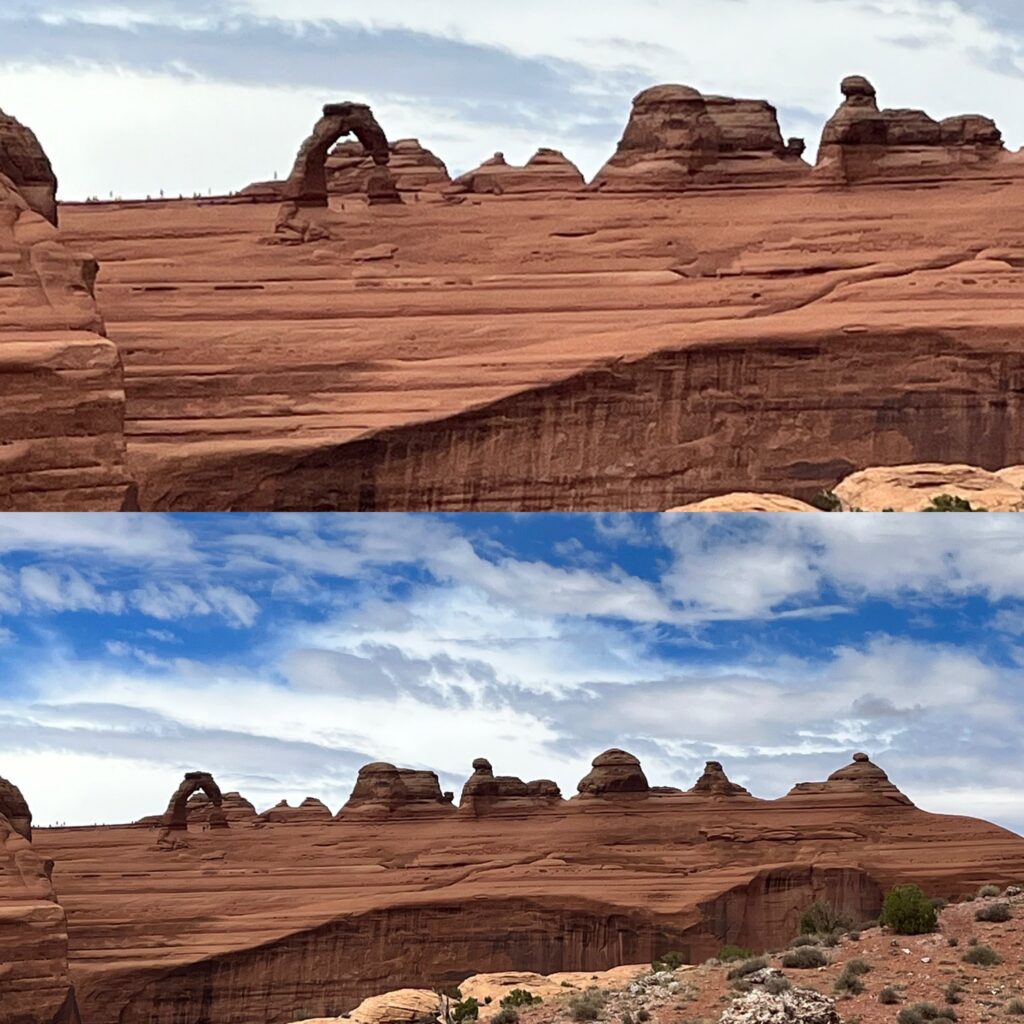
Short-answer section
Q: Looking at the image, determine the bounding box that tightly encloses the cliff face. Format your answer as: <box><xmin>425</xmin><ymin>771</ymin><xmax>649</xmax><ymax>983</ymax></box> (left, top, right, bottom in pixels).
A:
<box><xmin>0</xmin><ymin>778</ymin><xmax>81</xmax><ymax>1024</ymax></box>
<box><xmin>0</xmin><ymin>159</ymin><xmax>132</xmax><ymax>511</ymax></box>
<box><xmin>31</xmin><ymin>749</ymin><xmax>1024</xmax><ymax>1024</ymax></box>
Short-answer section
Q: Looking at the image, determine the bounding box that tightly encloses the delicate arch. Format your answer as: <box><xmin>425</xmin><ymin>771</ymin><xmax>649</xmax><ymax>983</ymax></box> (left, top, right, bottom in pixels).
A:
<box><xmin>161</xmin><ymin>771</ymin><xmax>226</xmax><ymax>831</ymax></box>
<box><xmin>282</xmin><ymin>102</ymin><xmax>392</xmax><ymax>207</ymax></box>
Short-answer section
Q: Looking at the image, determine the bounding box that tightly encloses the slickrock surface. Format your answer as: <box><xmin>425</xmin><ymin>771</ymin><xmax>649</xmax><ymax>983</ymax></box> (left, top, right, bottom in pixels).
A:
<box><xmin>52</xmin><ymin>143</ymin><xmax>1024</xmax><ymax>510</ymax></box>
<box><xmin>29</xmin><ymin>750</ymin><xmax>1024</xmax><ymax>1024</ymax></box>
<box><xmin>0</xmin><ymin>775</ymin><xmax>81</xmax><ymax>1024</ymax></box>
<box><xmin>816</xmin><ymin>76</ymin><xmax>1007</xmax><ymax>183</ymax></box>
<box><xmin>577</xmin><ymin>749</ymin><xmax>651</xmax><ymax>796</ymax></box>
<box><xmin>834</xmin><ymin>463</ymin><xmax>1024</xmax><ymax>511</ymax></box>
<box><xmin>452</xmin><ymin>150</ymin><xmax>585</xmax><ymax>194</ymax></box>
<box><xmin>669</xmin><ymin>494</ymin><xmax>821</xmax><ymax>512</ymax></box>
<box><xmin>591</xmin><ymin>85</ymin><xmax>809</xmax><ymax>191</ymax></box>
<box><xmin>0</xmin><ymin>107</ymin><xmax>58</xmax><ymax>225</ymax></box>
<box><xmin>0</xmin><ymin>170</ymin><xmax>132</xmax><ymax>511</ymax></box>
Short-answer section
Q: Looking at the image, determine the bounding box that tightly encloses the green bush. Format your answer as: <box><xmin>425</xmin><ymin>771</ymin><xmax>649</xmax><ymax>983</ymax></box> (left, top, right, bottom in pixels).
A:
<box><xmin>715</xmin><ymin>945</ymin><xmax>752</xmax><ymax>963</ymax></box>
<box><xmin>976</xmin><ymin>903</ymin><xmax>1013</xmax><ymax>923</ymax></box>
<box><xmin>799</xmin><ymin>900</ymin><xmax>855</xmax><ymax>936</ymax></box>
<box><xmin>897</xmin><ymin>1003</ymin><xmax>958</xmax><ymax>1023</ymax></box>
<box><xmin>764</xmin><ymin>976</ymin><xmax>790</xmax><ymax>995</ymax></box>
<box><xmin>781</xmin><ymin>946</ymin><xmax>828</xmax><ymax>969</ymax></box>
<box><xmin>568</xmin><ymin>989</ymin><xmax>605</xmax><ymax>1023</ymax></box>
<box><xmin>881</xmin><ymin>885</ymin><xmax>938</xmax><ymax>935</ymax></box>
<box><xmin>500</xmin><ymin>991</ymin><xmax>542</xmax><ymax>1009</ymax></box>
<box><xmin>923</xmin><ymin>495</ymin><xmax>979</xmax><ymax>512</ymax></box>
<box><xmin>811</xmin><ymin>490</ymin><xmax>842</xmax><ymax>512</ymax></box>
<box><xmin>726</xmin><ymin>958</ymin><xmax>767</xmax><ymax>981</ymax></box>
<box><xmin>491</xmin><ymin>1011</ymin><xmax>519</xmax><ymax>1024</ymax></box>
<box><xmin>652</xmin><ymin>950</ymin><xmax>687</xmax><ymax>972</ymax></box>
<box><xmin>790</xmin><ymin>935</ymin><xmax>819</xmax><ymax>948</ymax></box>
<box><xmin>834</xmin><ymin>958</ymin><xmax>872</xmax><ymax>996</ymax></box>
<box><xmin>879</xmin><ymin>986</ymin><xmax>903</xmax><ymax>1005</ymax></box>
<box><xmin>453</xmin><ymin>999</ymin><xmax>481</xmax><ymax>1024</ymax></box>
<box><xmin>962</xmin><ymin>944</ymin><xmax>1002</xmax><ymax>966</ymax></box>
<box><xmin>944</xmin><ymin>981</ymin><xmax>965</xmax><ymax>1006</ymax></box>
<box><xmin>1007</xmin><ymin>998</ymin><xmax>1024</xmax><ymax>1016</ymax></box>
<box><xmin>978</xmin><ymin>884</ymin><xmax>1002</xmax><ymax>897</ymax></box>
<box><xmin>636</xmin><ymin>1012</ymin><xmax>649</xmax><ymax>1023</ymax></box>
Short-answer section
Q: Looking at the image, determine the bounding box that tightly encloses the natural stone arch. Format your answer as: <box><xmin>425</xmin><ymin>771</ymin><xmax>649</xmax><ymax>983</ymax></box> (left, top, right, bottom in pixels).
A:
<box><xmin>282</xmin><ymin>102</ymin><xmax>398</xmax><ymax>207</ymax></box>
<box><xmin>161</xmin><ymin>771</ymin><xmax>227</xmax><ymax>831</ymax></box>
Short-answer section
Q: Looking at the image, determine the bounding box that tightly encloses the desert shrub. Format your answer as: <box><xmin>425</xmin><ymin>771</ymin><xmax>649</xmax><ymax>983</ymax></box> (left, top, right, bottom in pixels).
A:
<box><xmin>844</xmin><ymin>958</ymin><xmax>872</xmax><ymax>976</ymax></box>
<box><xmin>1007</xmin><ymin>998</ymin><xmax>1024</xmax><ymax>1016</ymax></box>
<box><xmin>652</xmin><ymin>951</ymin><xmax>687</xmax><ymax>972</ymax></box>
<box><xmin>799</xmin><ymin>900</ymin><xmax>855</xmax><ymax>936</ymax></box>
<box><xmin>621</xmin><ymin>1014</ymin><xmax>633</xmax><ymax>1024</ymax></box>
<box><xmin>438</xmin><ymin>988</ymin><xmax>464</xmax><ymax>1001</ymax></box>
<box><xmin>979</xmin><ymin>884</ymin><xmax>1002</xmax><ymax>897</ymax></box>
<box><xmin>962</xmin><ymin>944</ymin><xmax>1002</xmax><ymax>966</ymax></box>
<box><xmin>811</xmin><ymin>490</ymin><xmax>842</xmax><ymax>512</ymax></box>
<box><xmin>948</xmin><ymin>937</ymin><xmax>960</xmax><ymax>947</ymax></box>
<box><xmin>636</xmin><ymin>1011</ymin><xmax>650</xmax><ymax>1023</ymax></box>
<box><xmin>790</xmin><ymin>935</ymin><xmax>819</xmax><ymax>948</ymax></box>
<box><xmin>944</xmin><ymin>981</ymin><xmax>966</xmax><ymax>1006</ymax></box>
<box><xmin>968</xmin><ymin>936</ymin><xmax>979</xmax><ymax>946</ymax></box>
<box><xmin>764</xmin><ymin>976</ymin><xmax>790</xmax><ymax>995</ymax></box>
<box><xmin>568</xmin><ymin>989</ymin><xmax>605</xmax><ymax>1023</ymax></box>
<box><xmin>897</xmin><ymin>1004</ymin><xmax>958</xmax><ymax>1023</ymax></box>
<box><xmin>930</xmin><ymin>897</ymin><xmax>948</xmax><ymax>911</ymax></box>
<box><xmin>491</xmin><ymin>1010</ymin><xmax>519</xmax><ymax>1024</ymax></box>
<box><xmin>821</xmin><ymin>928</ymin><xmax>843</xmax><ymax>948</ymax></box>
<box><xmin>923</xmin><ymin>495</ymin><xmax>978</xmax><ymax>512</ymax></box>
<box><xmin>881</xmin><ymin>884</ymin><xmax>938</xmax><ymax>935</ymax></box>
<box><xmin>847</xmin><ymin>930</ymin><xmax>861</xmax><ymax>941</ymax></box>
<box><xmin>781</xmin><ymin>946</ymin><xmax>828</xmax><ymax>969</ymax></box>
<box><xmin>976</xmin><ymin>903</ymin><xmax>1013</xmax><ymax>923</ymax></box>
<box><xmin>453</xmin><ymin>999</ymin><xmax>481</xmax><ymax>1024</ymax></box>
<box><xmin>879</xmin><ymin>986</ymin><xmax>903</xmax><ymax>1005</ymax></box>
<box><xmin>726</xmin><ymin>957</ymin><xmax>768</xmax><ymax>981</ymax></box>
<box><xmin>501</xmin><ymin>991</ymin><xmax>542</xmax><ymax>1010</ymax></box>
<box><xmin>715</xmin><ymin>945</ymin><xmax>752</xmax><ymax>963</ymax></box>
<box><xmin>834</xmin><ymin>958</ymin><xmax>872</xmax><ymax>996</ymax></box>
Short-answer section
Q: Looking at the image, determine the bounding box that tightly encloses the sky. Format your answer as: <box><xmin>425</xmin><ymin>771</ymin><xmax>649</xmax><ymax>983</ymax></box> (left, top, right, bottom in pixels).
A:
<box><xmin>1</xmin><ymin>511</ymin><xmax>1024</xmax><ymax>835</ymax></box>
<box><xmin>0</xmin><ymin>1</ymin><xmax>1023</xmax><ymax>198</ymax></box>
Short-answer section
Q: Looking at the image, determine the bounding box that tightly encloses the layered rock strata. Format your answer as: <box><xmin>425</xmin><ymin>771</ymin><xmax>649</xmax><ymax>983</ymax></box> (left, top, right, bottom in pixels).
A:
<box><xmin>459</xmin><ymin>758</ymin><xmax>562</xmax><ymax>814</ymax></box>
<box><xmin>0</xmin><ymin>107</ymin><xmax>58</xmax><ymax>224</ymax></box>
<box><xmin>451</xmin><ymin>149</ymin><xmax>585</xmax><ymax>194</ymax></box>
<box><xmin>815</xmin><ymin>76</ymin><xmax>1006</xmax><ymax>182</ymax></box>
<box><xmin>576</xmin><ymin>749</ymin><xmax>650</xmax><ymax>797</ymax></box>
<box><xmin>337</xmin><ymin>762</ymin><xmax>455</xmax><ymax>819</ymax></box>
<box><xmin>258</xmin><ymin>798</ymin><xmax>334</xmax><ymax>824</ymax></box>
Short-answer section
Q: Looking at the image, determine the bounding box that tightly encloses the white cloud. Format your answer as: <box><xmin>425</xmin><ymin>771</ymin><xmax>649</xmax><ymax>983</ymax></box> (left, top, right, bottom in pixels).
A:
<box><xmin>130</xmin><ymin>580</ymin><xmax>258</xmax><ymax>627</ymax></box>
<box><xmin>19</xmin><ymin>566</ymin><xmax>125</xmax><ymax>613</ymax></box>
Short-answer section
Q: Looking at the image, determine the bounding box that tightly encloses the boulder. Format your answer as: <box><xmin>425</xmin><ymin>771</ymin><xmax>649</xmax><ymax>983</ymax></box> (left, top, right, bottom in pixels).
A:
<box><xmin>450</xmin><ymin>149</ymin><xmax>585</xmax><ymax>194</ymax></box>
<box><xmin>591</xmin><ymin>84</ymin><xmax>809</xmax><ymax>191</ymax></box>
<box><xmin>690</xmin><ymin>761</ymin><xmax>751</xmax><ymax>797</ymax></box>
<box><xmin>0</xmin><ymin>107</ymin><xmax>58</xmax><ymax>224</ymax></box>
<box><xmin>257</xmin><ymin>798</ymin><xmax>333</xmax><ymax>824</ymax></box>
<box><xmin>834</xmin><ymin>463</ymin><xmax>1024</xmax><ymax>511</ymax></box>
<box><xmin>719</xmin><ymin>986</ymin><xmax>840</xmax><ymax>1024</ymax></box>
<box><xmin>815</xmin><ymin>75</ymin><xmax>1005</xmax><ymax>183</ymax></box>
<box><xmin>668</xmin><ymin>493</ymin><xmax>820</xmax><ymax>512</ymax></box>
<box><xmin>337</xmin><ymin>762</ymin><xmax>455</xmax><ymax>819</ymax></box>
<box><xmin>576</xmin><ymin>749</ymin><xmax>649</xmax><ymax>797</ymax></box>
<box><xmin>290</xmin><ymin>988</ymin><xmax>440</xmax><ymax>1024</ymax></box>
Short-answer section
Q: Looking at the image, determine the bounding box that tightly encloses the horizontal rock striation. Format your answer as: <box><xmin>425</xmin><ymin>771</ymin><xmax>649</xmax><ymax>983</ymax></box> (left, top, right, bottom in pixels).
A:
<box><xmin>337</xmin><ymin>762</ymin><xmax>455</xmax><ymax>819</ymax></box>
<box><xmin>0</xmin><ymin>107</ymin><xmax>58</xmax><ymax>225</ymax></box>
<box><xmin>258</xmin><ymin>798</ymin><xmax>334</xmax><ymax>824</ymax></box>
<box><xmin>451</xmin><ymin>150</ymin><xmax>585</xmax><ymax>194</ymax></box>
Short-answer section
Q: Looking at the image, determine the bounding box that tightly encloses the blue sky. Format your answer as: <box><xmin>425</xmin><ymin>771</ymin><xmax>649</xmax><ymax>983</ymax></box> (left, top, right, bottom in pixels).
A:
<box><xmin>1</xmin><ymin>512</ymin><xmax>1023</xmax><ymax>833</ymax></box>
<box><xmin>1</xmin><ymin>0</ymin><xmax>1023</xmax><ymax>198</ymax></box>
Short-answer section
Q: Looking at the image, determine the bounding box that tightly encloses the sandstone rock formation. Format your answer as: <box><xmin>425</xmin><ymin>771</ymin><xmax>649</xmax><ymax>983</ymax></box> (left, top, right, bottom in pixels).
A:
<box><xmin>188</xmin><ymin>791</ymin><xmax>257</xmax><ymax>824</ymax></box>
<box><xmin>295</xmin><ymin>988</ymin><xmax>440</xmax><ymax>1024</ymax></box>
<box><xmin>0</xmin><ymin>106</ymin><xmax>58</xmax><ymax>224</ymax></box>
<box><xmin>257</xmin><ymin>798</ymin><xmax>333</xmax><ymax>824</ymax></box>
<box><xmin>816</xmin><ymin>75</ymin><xmax>1006</xmax><ymax>183</ymax></box>
<box><xmin>337</xmin><ymin>762</ymin><xmax>455</xmax><ymax>819</ymax></box>
<box><xmin>0</xmin><ymin>169</ymin><xmax>132</xmax><ymax>511</ymax></box>
<box><xmin>451</xmin><ymin>149</ymin><xmax>585</xmax><ymax>194</ymax></box>
<box><xmin>668</xmin><ymin>494</ymin><xmax>820</xmax><ymax>512</ymax></box>
<box><xmin>0</xmin><ymin>776</ymin><xmax>81</xmax><ymax>1024</ymax></box>
<box><xmin>591</xmin><ymin>85</ymin><xmax>809</xmax><ymax>191</ymax></box>
<box><xmin>282</xmin><ymin>102</ymin><xmax>398</xmax><ymax>208</ymax></box>
<box><xmin>459</xmin><ymin>757</ymin><xmax>562</xmax><ymax>814</ymax></box>
<box><xmin>31</xmin><ymin>747</ymin><xmax>1024</xmax><ymax>1024</ymax></box>
<box><xmin>834</xmin><ymin>463</ymin><xmax>1024</xmax><ymax>511</ymax></box>
<box><xmin>576</xmin><ymin>749</ymin><xmax>650</xmax><ymax>797</ymax></box>
<box><xmin>327</xmin><ymin>138</ymin><xmax>450</xmax><ymax>195</ymax></box>
<box><xmin>161</xmin><ymin>771</ymin><xmax>227</xmax><ymax>831</ymax></box>
<box><xmin>689</xmin><ymin>761</ymin><xmax>751</xmax><ymax>797</ymax></box>
<box><xmin>788</xmin><ymin>752</ymin><xmax>913</xmax><ymax>805</ymax></box>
